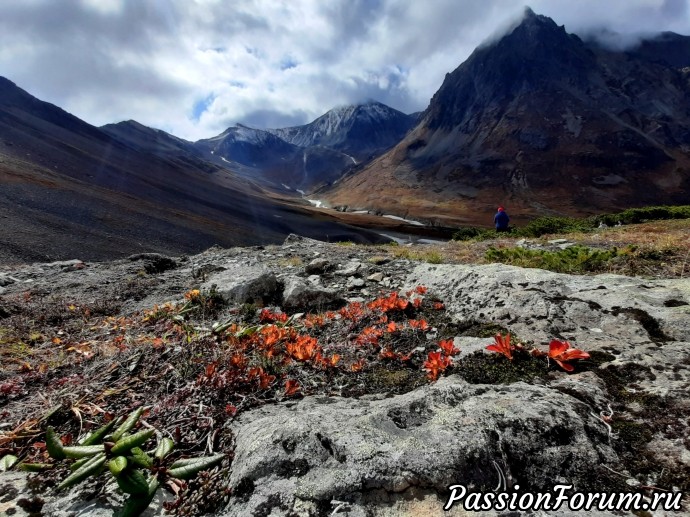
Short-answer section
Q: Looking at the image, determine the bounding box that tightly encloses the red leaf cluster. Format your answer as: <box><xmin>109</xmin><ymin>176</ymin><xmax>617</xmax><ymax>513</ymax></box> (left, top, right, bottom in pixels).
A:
<box><xmin>547</xmin><ymin>340</ymin><xmax>590</xmax><ymax>372</ymax></box>
<box><xmin>486</xmin><ymin>333</ymin><xmax>514</xmax><ymax>360</ymax></box>
<box><xmin>367</xmin><ymin>292</ymin><xmax>409</xmax><ymax>313</ymax></box>
<box><xmin>423</xmin><ymin>352</ymin><xmax>452</xmax><ymax>381</ymax></box>
<box><xmin>438</xmin><ymin>339</ymin><xmax>460</xmax><ymax>356</ymax></box>
<box><xmin>259</xmin><ymin>308</ymin><xmax>288</xmax><ymax>323</ymax></box>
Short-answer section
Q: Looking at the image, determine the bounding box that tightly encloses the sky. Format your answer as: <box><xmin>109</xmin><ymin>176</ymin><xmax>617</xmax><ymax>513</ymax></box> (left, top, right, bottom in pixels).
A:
<box><xmin>0</xmin><ymin>0</ymin><xmax>688</xmax><ymax>141</ymax></box>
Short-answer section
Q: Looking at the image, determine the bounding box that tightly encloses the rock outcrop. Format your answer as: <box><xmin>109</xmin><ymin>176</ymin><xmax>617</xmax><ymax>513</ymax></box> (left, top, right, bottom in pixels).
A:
<box><xmin>225</xmin><ymin>379</ymin><xmax>615</xmax><ymax>516</ymax></box>
<box><xmin>1</xmin><ymin>237</ymin><xmax>688</xmax><ymax>516</ymax></box>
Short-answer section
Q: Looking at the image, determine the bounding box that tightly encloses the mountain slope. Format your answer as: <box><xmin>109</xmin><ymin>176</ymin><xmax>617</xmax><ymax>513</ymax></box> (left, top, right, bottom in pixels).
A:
<box><xmin>627</xmin><ymin>31</ymin><xmax>690</xmax><ymax>69</ymax></box>
<box><xmin>0</xmin><ymin>77</ymin><xmax>386</xmax><ymax>263</ymax></box>
<box><xmin>192</xmin><ymin>101</ymin><xmax>417</xmax><ymax>193</ymax></box>
<box><xmin>322</xmin><ymin>9</ymin><xmax>690</xmax><ymax>225</ymax></box>
<box><xmin>270</xmin><ymin>101</ymin><xmax>416</xmax><ymax>161</ymax></box>
<box><xmin>194</xmin><ymin>124</ymin><xmax>355</xmax><ymax>190</ymax></box>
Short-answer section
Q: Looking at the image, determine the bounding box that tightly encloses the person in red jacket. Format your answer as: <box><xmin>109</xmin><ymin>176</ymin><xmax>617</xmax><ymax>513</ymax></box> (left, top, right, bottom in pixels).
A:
<box><xmin>494</xmin><ymin>206</ymin><xmax>510</xmax><ymax>232</ymax></box>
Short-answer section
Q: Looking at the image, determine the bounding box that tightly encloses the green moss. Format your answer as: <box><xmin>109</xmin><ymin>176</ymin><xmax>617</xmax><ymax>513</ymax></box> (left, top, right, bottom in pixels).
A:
<box><xmin>456</xmin><ymin>350</ymin><xmax>549</xmax><ymax>384</ymax></box>
<box><xmin>594</xmin><ymin>363</ymin><xmax>657</xmax><ymax>404</ymax></box>
<box><xmin>357</xmin><ymin>366</ymin><xmax>427</xmax><ymax>395</ymax></box>
<box><xmin>450</xmin><ymin>320</ymin><xmax>513</xmax><ymax>339</ymax></box>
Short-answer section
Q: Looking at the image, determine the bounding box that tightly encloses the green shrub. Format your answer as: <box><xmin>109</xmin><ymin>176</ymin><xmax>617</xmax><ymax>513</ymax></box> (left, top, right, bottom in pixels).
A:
<box><xmin>452</xmin><ymin>227</ymin><xmax>493</xmax><ymax>241</ymax></box>
<box><xmin>485</xmin><ymin>245</ymin><xmax>620</xmax><ymax>274</ymax></box>
<box><xmin>451</xmin><ymin>205</ymin><xmax>690</xmax><ymax>242</ymax></box>
<box><xmin>516</xmin><ymin>216</ymin><xmax>595</xmax><ymax>238</ymax></box>
<box><xmin>595</xmin><ymin>205</ymin><xmax>690</xmax><ymax>226</ymax></box>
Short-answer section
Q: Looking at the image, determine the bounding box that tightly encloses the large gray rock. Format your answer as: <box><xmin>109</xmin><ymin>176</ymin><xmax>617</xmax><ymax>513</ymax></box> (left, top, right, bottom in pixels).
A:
<box><xmin>0</xmin><ymin>274</ymin><xmax>16</xmax><ymax>287</ymax></box>
<box><xmin>223</xmin><ymin>377</ymin><xmax>615</xmax><ymax>516</ymax></box>
<box><xmin>203</xmin><ymin>265</ymin><xmax>279</xmax><ymax>305</ymax></box>
<box><xmin>404</xmin><ymin>263</ymin><xmax>690</xmax><ymax>349</ymax></box>
<box><xmin>304</xmin><ymin>258</ymin><xmax>331</xmax><ymax>275</ymax></box>
<box><xmin>282</xmin><ymin>277</ymin><xmax>344</xmax><ymax>310</ymax></box>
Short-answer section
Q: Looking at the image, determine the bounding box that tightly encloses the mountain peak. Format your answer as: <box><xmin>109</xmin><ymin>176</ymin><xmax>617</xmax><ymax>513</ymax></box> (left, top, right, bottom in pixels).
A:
<box><xmin>522</xmin><ymin>6</ymin><xmax>536</xmax><ymax>18</ymax></box>
<box><xmin>510</xmin><ymin>8</ymin><xmax>563</xmax><ymax>38</ymax></box>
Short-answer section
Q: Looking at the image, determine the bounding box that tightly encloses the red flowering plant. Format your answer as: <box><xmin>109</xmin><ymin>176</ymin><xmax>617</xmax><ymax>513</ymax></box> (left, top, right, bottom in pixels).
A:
<box><xmin>486</xmin><ymin>333</ymin><xmax>514</xmax><ymax>360</ymax></box>
<box><xmin>546</xmin><ymin>339</ymin><xmax>590</xmax><ymax>372</ymax></box>
<box><xmin>423</xmin><ymin>351</ymin><xmax>452</xmax><ymax>381</ymax></box>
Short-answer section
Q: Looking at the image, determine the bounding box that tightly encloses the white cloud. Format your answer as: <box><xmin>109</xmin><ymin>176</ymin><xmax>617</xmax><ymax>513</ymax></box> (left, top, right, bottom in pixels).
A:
<box><xmin>0</xmin><ymin>0</ymin><xmax>687</xmax><ymax>141</ymax></box>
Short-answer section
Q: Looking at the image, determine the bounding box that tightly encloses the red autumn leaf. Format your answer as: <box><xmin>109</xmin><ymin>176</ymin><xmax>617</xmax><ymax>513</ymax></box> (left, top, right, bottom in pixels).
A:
<box><xmin>423</xmin><ymin>351</ymin><xmax>452</xmax><ymax>381</ymax></box>
<box><xmin>230</xmin><ymin>353</ymin><xmax>247</xmax><ymax>370</ymax></box>
<box><xmin>284</xmin><ymin>379</ymin><xmax>300</xmax><ymax>396</ymax></box>
<box><xmin>413</xmin><ymin>298</ymin><xmax>422</xmax><ymax>308</ymax></box>
<box><xmin>356</xmin><ymin>327</ymin><xmax>383</xmax><ymax>346</ymax></box>
<box><xmin>386</xmin><ymin>321</ymin><xmax>398</xmax><ymax>333</ymax></box>
<box><xmin>350</xmin><ymin>358</ymin><xmax>366</xmax><ymax>372</ymax></box>
<box><xmin>224</xmin><ymin>405</ymin><xmax>238</xmax><ymax>416</ymax></box>
<box><xmin>304</xmin><ymin>314</ymin><xmax>325</xmax><ymax>328</ymax></box>
<box><xmin>368</xmin><ymin>292</ymin><xmax>409</xmax><ymax>313</ymax></box>
<box><xmin>486</xmin><ymin>333</ymin><xmax>514</xmax><ymax>360</ymax></box>
<box><xmin>258</xmin><ymin>371</ymin><xmax>276</xmax><ymax>390</ymax></box>
<box><xmin>547</xmin><ymin>339</ymin><xmax>590</xmax><ymax>372</ymax></box>
<box><xmin>438</xmin><ymin>339</ymin><xmax>460</xmax><ymax>356</ymax></box>
<box><xmin>408</xmin><ymin>319</ymin><xmax>429</xmax><ymax>331</ymax></box>
<box><xmin>286</xmin><ymin>335</ymin><xmax>320</xmax><ymax>361</ymax></box>
<box><xmin>433</xmin><ymin>302</ymin><xmax>445</xmax><ymax>310</ymax></box>
<box><xmin>259</xmin><ymin>309</ymin><xmax>288</xmax><ymax>323</ymax></box>
<box><xmin>415</xmin><ymin>286</ymin><xmax>428</xmax><ymax>295</ymax></box>
<box><xmin>379</xmin><ymin>348</ymin><xmax>397</xmax><ymax>360</ymax></box>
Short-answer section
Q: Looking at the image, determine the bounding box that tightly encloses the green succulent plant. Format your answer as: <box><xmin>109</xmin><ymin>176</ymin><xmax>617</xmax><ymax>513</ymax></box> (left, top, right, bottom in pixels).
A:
<box><xmin>43</xmin><ymin>408</ymin><xmax>224</xmax><ymax>517</ymax></box>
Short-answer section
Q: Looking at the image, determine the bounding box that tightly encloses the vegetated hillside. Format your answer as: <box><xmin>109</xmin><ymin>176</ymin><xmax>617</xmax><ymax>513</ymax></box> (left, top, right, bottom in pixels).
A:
<box><xmin>0</xmin><ymin>77</ymin><xmax>387</xmax><ymax>264</ymax></box>
<box><xmin>322</xmin><ymin>8</ymin><xmax>690</xmax><ymax>226</ymax></box>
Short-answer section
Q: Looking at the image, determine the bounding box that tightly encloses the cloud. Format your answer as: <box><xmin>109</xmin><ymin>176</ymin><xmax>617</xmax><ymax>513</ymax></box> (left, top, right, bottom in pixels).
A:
<box><xmin>0</xmin><ymin>0</ymin><xmax>688</xmax><ymax>141</ymax></box>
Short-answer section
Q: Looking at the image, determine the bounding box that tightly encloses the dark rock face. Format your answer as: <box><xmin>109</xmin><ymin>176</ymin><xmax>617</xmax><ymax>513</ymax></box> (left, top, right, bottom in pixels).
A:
<box><xmin>324</xmin><ymin>9</ymin><xmax>690</xmax><ymax>222</ymax></box>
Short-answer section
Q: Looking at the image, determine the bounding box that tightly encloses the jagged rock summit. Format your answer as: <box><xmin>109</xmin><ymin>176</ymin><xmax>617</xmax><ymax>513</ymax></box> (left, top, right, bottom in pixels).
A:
<box><xmin>269</xmin><ymin>101</ymin><xmax>417</xmax><ymax>161</ymax></box>
<box><xmin>323</xmin><ymin>8</ymin><xmax>690</xmax><ymax>224</ymax></box>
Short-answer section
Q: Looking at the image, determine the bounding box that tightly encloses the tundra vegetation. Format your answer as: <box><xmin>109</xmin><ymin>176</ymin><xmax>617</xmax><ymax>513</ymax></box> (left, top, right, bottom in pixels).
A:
<box><xmin>0</xmin><ymin>213</ymin><xmax>688</xmax><ymax>514</ymax></box>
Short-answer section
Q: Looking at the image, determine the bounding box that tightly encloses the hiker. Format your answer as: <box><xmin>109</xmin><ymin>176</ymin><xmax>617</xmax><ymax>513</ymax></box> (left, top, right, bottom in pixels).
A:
<box><xmin>494</xmin><ymin>206</ymin><xmax>510</xmax><ymax>232</ymax></box>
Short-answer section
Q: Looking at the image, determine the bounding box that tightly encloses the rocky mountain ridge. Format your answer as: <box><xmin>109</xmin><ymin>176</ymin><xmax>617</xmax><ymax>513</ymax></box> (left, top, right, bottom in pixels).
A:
<box><xmin>322</xmin><ymin>8</ymin><xmax>690</xmax><ymax>225</ymax></box>
<box><xmin>0</xmin><ymin>235</ymin><xmax>688</xmax><ymax>515</ymax></box>
<box><xmin>0</xmin><ymin>77</ymin><xmax>390</xmax><ymax>264</ymax></box>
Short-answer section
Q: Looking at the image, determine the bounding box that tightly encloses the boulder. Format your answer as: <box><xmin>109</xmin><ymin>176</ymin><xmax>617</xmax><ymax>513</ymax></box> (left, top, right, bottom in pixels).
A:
<box><xmin>282</xmin><ymin>277</ymin><xmax>345</xmax><ymax>310</ymax></box>
<box><xmin>203</xmin><ymin>265</ymin><xmax>279</xmax><ymax>305</ymax></box>
<box><xmin>367</xmin><ymin>272</ymin><xmax>384</xmax><ymax>282</ymax></box>
<box><xmin>305</xmin><ymin>258</ymin><xmax>331</xmax><ymax>275</ymax></box>
<box><xmin>0</xmin><ymin>274</ymin><xmax>16</xmax><ymax>287</ymax></box>
<box><xmin>335</xmin><ymin>261</ymin><xmax>364</xmax><ymax>277</ymax></box>
<box><xmin>404</xmin><ymin>263</ymin><xmax>690</xmax><ymax>349</ymax></box>
<box><xmin>223</xmin><ymin>377</ymin><xmax>615</xmax><ymax>516</ymax></box>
